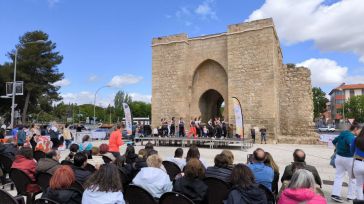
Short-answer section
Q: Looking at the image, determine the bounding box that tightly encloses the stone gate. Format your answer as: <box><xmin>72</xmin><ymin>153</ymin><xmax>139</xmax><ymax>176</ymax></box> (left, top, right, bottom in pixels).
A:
<box><xmin>151</xmin><ymin>18</ymin><xmax>317</xmax><ymax>143</ymax></box>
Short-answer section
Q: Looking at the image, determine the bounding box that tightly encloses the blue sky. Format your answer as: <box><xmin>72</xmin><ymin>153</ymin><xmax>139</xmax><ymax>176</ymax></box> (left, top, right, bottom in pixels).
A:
<box><xmin>0</xmin><ymin>0</ymin><xmax>363</xmax><ymax>106</ymax></box>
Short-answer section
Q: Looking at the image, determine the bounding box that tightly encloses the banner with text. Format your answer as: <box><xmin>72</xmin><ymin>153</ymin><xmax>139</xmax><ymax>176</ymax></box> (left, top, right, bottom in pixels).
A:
<box><xmin>123</xmin><ymin>103</ymin><xmax>132</xmax><ymax>135</ymax></box>
<box><xmin>232</xmin><ymin>97</ymin><xmax>244</xmax><ymax>138</ymax></box>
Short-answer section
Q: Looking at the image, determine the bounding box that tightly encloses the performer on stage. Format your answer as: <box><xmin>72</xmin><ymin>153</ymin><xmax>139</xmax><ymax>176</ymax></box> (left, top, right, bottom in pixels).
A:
<box><xmin>178</xmin><ymin>118</ymin><xmax>185</xmax><ymax>137</ymax></box>
<box><xmin>188</xmin><ymin>118</ymin><xmax>197</xmax><ymax>138</ymax></box>
<box><xmin>170</xmin><ymin>117</ymin><xmax>175</xmax><ymax>136</ymax></box>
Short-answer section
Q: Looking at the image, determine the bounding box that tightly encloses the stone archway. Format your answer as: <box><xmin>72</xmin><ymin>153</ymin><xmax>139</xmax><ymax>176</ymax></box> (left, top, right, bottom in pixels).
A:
<box><xmin>190</xmin><ymin>59</ymin><xmax>228</xmax><ymax>123</ymax></box>
<box><xmin>199</xmin><ymin>89</ymin><xmax>225</xmax><ymax>122</ymax></box>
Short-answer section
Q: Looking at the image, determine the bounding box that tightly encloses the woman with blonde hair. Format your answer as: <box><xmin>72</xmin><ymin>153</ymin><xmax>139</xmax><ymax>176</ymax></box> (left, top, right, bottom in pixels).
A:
<box><xmin>264</xmin><ymin>152</ymin><xmax>279</xmax><ymax>196</ymax></box>
<box><xmin>132</xmin><ymin>154</ymin><xmax>172</xmax><ymax>198</ymax></box>
<box><xmin>278</xmin><ymin>169</ymin><xmax>325</xmax><ymax>204</ymax></box>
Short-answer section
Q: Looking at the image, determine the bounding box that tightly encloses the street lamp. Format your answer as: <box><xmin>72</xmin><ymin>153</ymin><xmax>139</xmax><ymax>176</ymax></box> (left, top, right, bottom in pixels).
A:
<box><xmin>93</xmin><ymin>85</ymin><xmax>111</xmax><ymax>125</ymax></box>
<box><xmin>10</xmin><ymin>40</ymin><xmax>45</xmax><ymax>128</ymax></box>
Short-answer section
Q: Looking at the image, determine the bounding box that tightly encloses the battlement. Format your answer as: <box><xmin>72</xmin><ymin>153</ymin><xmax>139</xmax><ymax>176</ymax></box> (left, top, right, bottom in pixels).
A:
<box><xmin>152</xmin><ymin>33</ymin><xmax>188</xmax><ymax>46</ymax></box>
<box><xmin>228</xmin><ymin>18</ymin><xmax>274</xmax><ymax>33</ymax></box>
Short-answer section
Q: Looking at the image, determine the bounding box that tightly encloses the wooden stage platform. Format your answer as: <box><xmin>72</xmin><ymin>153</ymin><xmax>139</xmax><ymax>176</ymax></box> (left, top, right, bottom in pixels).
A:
<box><xmin>136</xmin><ymin>136</ymin><xmax>254</xmax><ymax>151</ymax></box>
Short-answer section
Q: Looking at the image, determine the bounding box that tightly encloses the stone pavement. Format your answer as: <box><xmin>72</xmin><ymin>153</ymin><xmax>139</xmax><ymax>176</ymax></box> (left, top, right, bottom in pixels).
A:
<box><xmin>5</xmin><ymin>141</ymin><xmax>351</xmax><ymax>203</ymax></box>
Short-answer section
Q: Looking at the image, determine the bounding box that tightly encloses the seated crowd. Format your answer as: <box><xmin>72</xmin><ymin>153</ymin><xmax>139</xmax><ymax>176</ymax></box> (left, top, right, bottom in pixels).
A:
<box><xmin>0</xmin><ymin>138</ymin><xmax>327</xmax><ymax>204</ymax></box>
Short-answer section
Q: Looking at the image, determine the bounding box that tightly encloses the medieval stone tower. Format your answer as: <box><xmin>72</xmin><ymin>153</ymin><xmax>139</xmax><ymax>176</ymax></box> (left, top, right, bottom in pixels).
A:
<box><xmin>151</xmin><ymin>18</ymin><xmax>317</xmax><ymax>143</ymax></box>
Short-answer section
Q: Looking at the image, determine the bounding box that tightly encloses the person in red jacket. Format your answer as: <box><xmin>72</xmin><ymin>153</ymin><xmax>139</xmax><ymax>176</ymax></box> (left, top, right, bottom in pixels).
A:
<box><xmin>108</xmin><ymin>124</ymin><xmax>124</xmax><ymax>158</ymax></box>
<box><xmin>11</xmin><ymin>147</ymin><xmax>41</xmax><ymax>193</ymax></box>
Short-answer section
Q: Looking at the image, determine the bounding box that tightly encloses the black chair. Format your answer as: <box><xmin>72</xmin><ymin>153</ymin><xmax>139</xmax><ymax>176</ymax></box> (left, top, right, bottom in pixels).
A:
<box><xmin>71</xmin><ymin>181</ymin><xmax>84</xmax><ymax>193</ymax></box>
<box><xmin>159</xmin><ymin>192</ymin><xmax>195</xmax><ymax>204</ymax></box>
<box><xmin>102</xmin><ymin>155</ymin><xmax>112</xmax><ymax>164</ymax></box>
<box><xmin>60</xmin><ymin>160</ymin><xmax>73</xmax><ymax>166</ymax></box>
<box><xmin>125</xmin><ymin>185</ymin><xmax>157</xmax><ymax>204</ymax></box>
<box><xmin>33</xmin><ymin>151</ymin><xmax>46</xmax><ymax>162</ymax></box>
<box><xmin>203</xmin><ymin>177</ymin><xmax>230</xmax><ymax>204</ymax></box>
<box><xmin>258</xmin><ymin>184</ymin><xmax>276</xmax><ymax>204</ymax></box>
<box><xmin>84</xmin><ymin>163</ymin><xmax>96</xmax><ymax>173</ymax></box>
<box><xmin>10</xmin><ymin>168</ymin><xmax>42</xmax><ymax>204</ymax></box>
<box><xmin>162</xmin><ymin>161</ymin><xmax>181</xmax><ymax>181</ymax></box>
<box><xmin>0</xmin><ymin>188</ymin><xmax>25</xmax><ymax>204</ymax></box>
<box><xmin>0</xmin><ymin>154</ymin><xmax>14</xmax><ymax>189</ymax></box>
<box><xmin>34</xmin><ymin>198</ymin><xmax>60</xmax><ymax>204</ymax></box>
<box><xmin>118</xmin><ymin>168</ymin><xmax>130</xmax><ymax>191</ymax></box>
<box><xmin>36</xmin><ymin>172</ymin><xmax>53</xmax><ymax>192</ymax></box>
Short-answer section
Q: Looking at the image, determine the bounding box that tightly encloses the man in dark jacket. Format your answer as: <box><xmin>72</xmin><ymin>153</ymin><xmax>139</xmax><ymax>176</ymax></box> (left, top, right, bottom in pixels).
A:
<box><xmin>71</xmin><ymin>152</ymin><xmax>92</xmax><ymax>184</ymax></box>
<box><xmin>36</xmin><ymin>150</ymin><xmax>61</xmax><ymax>174</ymax></box>
<box><xmin>226</xmin><ymin>186</ymin><xmax>267</xmax><ymax>204</ymax></box>
<box><xmin>281</xmin><ymin>149</ymin><xmax>322</xmax><ymax>187</ymax></box>
<box><xmin>205</xmin><ymin>153</ymin><xmax>232</xmax><ymax>183</ymax></box>
<box><xmin>0</xmin><ymin>142</ymin><xmax>17</xmax><ymax>160</ymax></box>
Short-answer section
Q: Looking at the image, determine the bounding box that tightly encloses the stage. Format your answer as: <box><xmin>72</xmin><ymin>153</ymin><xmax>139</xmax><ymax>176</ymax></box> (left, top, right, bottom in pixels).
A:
<box><xmin>137</xmin><ymin>136</ymin><xmax>254</xmax><ymax>151</ymax></box>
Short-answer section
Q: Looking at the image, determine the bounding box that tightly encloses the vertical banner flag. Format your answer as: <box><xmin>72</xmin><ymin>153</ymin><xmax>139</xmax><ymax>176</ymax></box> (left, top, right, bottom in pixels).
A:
<box><xmin>123</xmin><ymin>103</ymin><xmax>132</xmax><ymax>135</ymax></box>
<box><xmin>232</xmin><ymin>97</ymin><xmax>244</xmax><ymax>139</ymax></box>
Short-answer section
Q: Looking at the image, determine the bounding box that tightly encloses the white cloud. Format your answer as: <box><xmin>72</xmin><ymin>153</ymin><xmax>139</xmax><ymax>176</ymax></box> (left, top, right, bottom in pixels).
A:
<box><xmin>47</xmin><ymin>0</ymin><xmax>60</xmax><ymax>7</ymax></box>
<box><xmin>107</xmin><ymin>74</ymin><xmax>143</xmax><ymax>87</ymax></box>
<box><xmin>297</xmin><ymin>58</ymin><xmax>364</xmax><ymax>86</ymax></box>
<box><xmin>195</xmin><ymin>0</ymin><xmax>217</xmax><ymax>20</ymax></box>
<box><xmin>247</xmin><ymin>0</ymin><xmax>364</xmax><ymax>63</ymax></box>
<box><xmin>88</xmin><ymin>74</ymin><xmax>99</xmax><ymax>82</ymax></box>
<box><xmin>129</xmin><ymin>93</ymin><xmax>152</xmax><ymax>103</ymax></box>
<box><xmin>61</xmin><ymin>91</ymin><xmax>114</xmax><ymax>107</ymax></box>
<box><xmin>52</xmin><ymin>79</ymin><xmax>71</xmax><ymax>87</ymax></box>
<box><xmin>176</xmin><ymin>7</ymin><xmax>191</xmax><ymax>18</ymax></box>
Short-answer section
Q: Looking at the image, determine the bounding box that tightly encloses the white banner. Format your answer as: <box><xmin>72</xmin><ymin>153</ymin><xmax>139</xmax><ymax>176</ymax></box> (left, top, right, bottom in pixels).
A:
<box><xmin>123</xmin><ymin>103</ymin><xmax>133</xmax><ymax>135</ymax></box>
<box><xmin>232</xmin><ymin>97</ymin><xmax>244</xmax><ymax>138</ymax></box>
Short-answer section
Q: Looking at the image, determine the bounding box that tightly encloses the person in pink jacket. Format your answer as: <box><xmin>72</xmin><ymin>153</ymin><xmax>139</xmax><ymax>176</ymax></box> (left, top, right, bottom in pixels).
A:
<box><xmin>278</xmin><ymin>169</ymin><xmax>326</xmax><ymax>204</ymax></box>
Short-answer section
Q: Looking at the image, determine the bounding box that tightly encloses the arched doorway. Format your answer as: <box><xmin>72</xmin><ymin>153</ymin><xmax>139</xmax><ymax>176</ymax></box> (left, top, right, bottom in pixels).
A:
<box><xmin>199</xmin><ymin>89</ymin><xmax>225</xmax><ymax>122</ymax></box>
<box><xmin>190</xmin><ymin>59</ymin><xmax>228</xmax><ymax>123</ymax></box>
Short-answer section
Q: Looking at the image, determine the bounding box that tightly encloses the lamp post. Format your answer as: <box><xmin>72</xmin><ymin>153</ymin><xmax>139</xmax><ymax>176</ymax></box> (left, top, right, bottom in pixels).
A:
<box><xmin>10</xmin><ymin>40</ymin><xmax>45</xmax><ymax>128</ymax></box>
<box><xmin>93</xmin><ymin>85</ymin><xmax>111</xmax><ymax>125</ymax></box>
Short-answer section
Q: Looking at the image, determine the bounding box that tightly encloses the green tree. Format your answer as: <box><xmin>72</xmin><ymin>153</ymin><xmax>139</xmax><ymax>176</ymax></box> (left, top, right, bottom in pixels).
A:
<box><xmin>344</xmin><ymin>95</ymin><xmax>364</xmax><ymax>123</ymax></box>
<box><xmin>130</xmin><ymin>101</ymin><xmax>151</xmax><ymax>117</ymax></box>
<box><xmin>312</xmin><ymin>87</ymin><xmax>328</xmax><ymax>119</ymax></box>
<box><xmin>114</xmin><ymin>90</ymin><xmax>132</xmax><ymax>109</ymax></box>
<box><xmin>7</xmin><ymin>31</ymin><xmax>63</xmax><ymax>124</ymax></box>
<box><xmin>0</xmin><ymin>63</ymin><xmax>13</xmax><ymax>120</ymax></box>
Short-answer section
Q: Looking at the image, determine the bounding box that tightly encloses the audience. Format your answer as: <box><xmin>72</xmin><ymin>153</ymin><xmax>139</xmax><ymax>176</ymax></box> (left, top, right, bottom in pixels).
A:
<box><xmin>132</xmin><ymin>154</ymin><xmax>172</xmax><ymax>198</ymax></box>
<box><xmin>71</xmin><ymin>152</ymin><xmax>92</xmax><ymax>184</ymax></box>
<box><xmin>173</xmin><ymin>158</ymin><xmax>208</xmax><ymax>204</ymax></box>
<box><xmin>264</xmin><ymin>152</ymin><xmax>280</xmax><ymax>196</ymax></box>
<box><xmin>79</xmin><ymin>135</ymin><xmax>93</xmax><ymax>152</ymax></box>
<box><xmin>248</xmin><ymin>148</ymin><xmax>274</xmax><ymax>190</ymax></box>
<box><xmin>66</xmin><ymin>144</ymin><xmax>79</xmax><ymax>162</ymax></box>
<box><xmin>221</xmin><ymin>149</ymin><xmax>234</xmax><ymax>168</ymax></box>
<box><xmin>99</xmin><ymin>143</ymin><xmax>116</xmax><ymax>163</ymax></box>
<box><xmin>205</xmin><ymin>153</ymin><xmax>232</xmax><ymax>183</ymax></box>
<box><xmin>186</xmin><ymin>145</ymin><xmax>207</xmax><ymax>168</ymax></box>
<box><xmin>36</xmin><ymin>150</ymin><xmax>61</xmax><ymax>174</ymax></box>
<box><xmin>166</xmin><ymin>148</ymin><xmax>186</xmax><ymax>171</ymax></box>
<box><xmin>124</xmin><ymin>145</ymin><xmax>138</xmax><ymax>164</ymax></box>
<box><xmin>109</xmin><ymin>124</ymin><xmax>124</xmax><ymax>158</ymax></box>
<box><xmin>11</xmin><ymin>147</ymin><xmax>40</xmax><ymax>192</ymax></box>
<box><xmin>278</xmin><ymin>169</ymin><xmax>326</xmax><ymax>204</ymax></box>
<box><xmin>351</xmin><ymin>127</ymin><xmax>364</xmax><ymax>200</ymax></box>
<box><xmin>87</xmin><ymin>147</ymin><xmax>104</xmax><ymax>167</ymax></box>
<box><xmin>331</xmin><ymin>123</ymin><xmax>361</xmax><ymax>202</ymax></box>
<box><xmin>42</xmin><ymin>165</ymin><xmax>82</xmax><ymax>204</ymax></box>
<box><xmin>226</xmin><ymin>164</ymin><xmax>267</xmax><ymax>204</ymax></box>
<box><xmin>281</xmin><ymin>149</ymin><xmax>322</xmax><ymax>187</ymax></box>
<box><xmin>0</xmin><ymin>142</ymin><xmax>17</xmax><ymax>160</ymax></box>
<box><xmin>82</xmin><ymin>164</ymin><xmax>125</xmax><ymax>204</ymax></box>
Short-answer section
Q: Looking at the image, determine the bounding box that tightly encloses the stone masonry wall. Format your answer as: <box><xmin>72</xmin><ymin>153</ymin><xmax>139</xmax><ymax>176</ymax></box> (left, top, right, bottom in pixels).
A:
<box><xmin>152</xmin><ymin>18</ymin><xmax>317</xmax><ymax>143</ymax></box>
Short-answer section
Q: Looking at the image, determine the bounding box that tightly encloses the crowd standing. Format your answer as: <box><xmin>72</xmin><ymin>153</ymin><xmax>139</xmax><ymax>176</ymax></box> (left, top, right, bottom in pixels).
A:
<box><xmin>2</xmin><ymin>121</ymin><xmax>364</xmax><ymax>203</ymax></box>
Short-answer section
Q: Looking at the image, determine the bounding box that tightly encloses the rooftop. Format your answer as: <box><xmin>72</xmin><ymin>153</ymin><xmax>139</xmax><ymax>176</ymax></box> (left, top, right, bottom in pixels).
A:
<box><xmin>329</xmin><ymin>83</ymin><xmax>364</xmax><ymax>95</ymax></box>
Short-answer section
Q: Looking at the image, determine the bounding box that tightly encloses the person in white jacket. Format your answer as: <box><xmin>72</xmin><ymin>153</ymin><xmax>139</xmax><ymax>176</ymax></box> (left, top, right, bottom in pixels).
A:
<box><xmin>132</xmin><ymin>154</ymin><xmax>172</xmax><ymax>198</ymax></box>
<box><xmin>82</xmin><ymin>163</ymin><xmax>125</xmax><ymax>204</ymax></box>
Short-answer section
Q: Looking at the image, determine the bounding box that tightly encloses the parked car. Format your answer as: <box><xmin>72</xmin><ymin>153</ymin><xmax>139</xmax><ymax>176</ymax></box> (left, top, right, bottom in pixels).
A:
<box><xmin>318</xmin><ymin>126</ymin><xmax>336</xmax><ymax>132</ymax></box>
